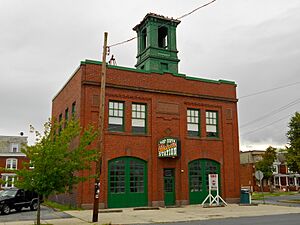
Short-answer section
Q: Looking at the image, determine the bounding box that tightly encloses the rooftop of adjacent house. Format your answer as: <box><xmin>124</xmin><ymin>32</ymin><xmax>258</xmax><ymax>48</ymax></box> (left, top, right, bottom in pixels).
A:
<box><xmin>240</xmin><ymin>150</ymin><xmax>265</xmax><ymax>164</ymax></box>
<box><xmin>0</xmin><ymin>135</ymin><xmax>28</xmax><ymax>140</ymax></box>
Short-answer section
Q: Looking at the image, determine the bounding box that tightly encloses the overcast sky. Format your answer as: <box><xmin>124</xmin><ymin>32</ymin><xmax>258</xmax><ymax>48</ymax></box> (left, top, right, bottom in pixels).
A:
<box><xmin>0</xmin><ymin>0</ymin><xmax>299</xmax><ymax>150</ymax></box>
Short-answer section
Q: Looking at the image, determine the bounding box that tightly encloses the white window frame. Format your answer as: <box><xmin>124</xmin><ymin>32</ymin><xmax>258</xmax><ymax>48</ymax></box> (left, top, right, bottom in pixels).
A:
<box><xmin>132</xmin><ymin>103</ymin><xmax>146</xmax><ymax>133</ymax></box>
<box><xmin>206</xmin><ymin>111</ymin><xmax>218</xmax><ymax>137</ymax></box>
<box><xmin>273</xmin><ymin>162</ymin><xmax>279</xmax><ymax>174</ymax></box>
<box><xmin>10</xmin><ymin>143</ymin><xmax>19</xmax><ymax>153</ymax></box>
<box><xmin>6</xmin><ymin>158</ymin><xmax>18</xmax><ymax>170</ymax></box>
<box><xmin>187</xmin><ymin>108</ymin><xmax>200</xmax><ymax>136</ymax></box>
<box><xmin>1</xmin><ymin>174</ymin><xmax>16</xmax><ymax>188</ymax></box>
<box><xmin>108</xmin><ymin>101</ymin><xmax>124</xmax><ymax>132</ymax></box>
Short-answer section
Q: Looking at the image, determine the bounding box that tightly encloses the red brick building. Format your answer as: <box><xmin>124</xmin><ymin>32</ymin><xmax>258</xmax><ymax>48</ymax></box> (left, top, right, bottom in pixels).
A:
<box><xmin>240</xmin><ymin>150</ymin><xmax>300</xmax><ymax>192</ymax></box>
<box><xmin>0</xmin><ymin>135</ymin><xmax>29</xmax><ymax>189</ymax></box>
<box><xmin>52</xmin><ymin>13</ymin><xmax>240</xmax><ymax>208</ymax></box>
<box><xmin>240</xmin><ymin>150</ymin><xmax>265</xmax><ymax>192</ymax></box>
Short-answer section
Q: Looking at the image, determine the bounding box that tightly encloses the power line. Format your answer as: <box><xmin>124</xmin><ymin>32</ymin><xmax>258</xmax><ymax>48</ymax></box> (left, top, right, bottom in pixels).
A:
<box><xmin>240</xmin><ymin>97</ymin><xmax>300</xmax><ymax>128</ymax></box>
<box><xmin>177</xmin><ymin>0</ymin><xmax>216</xmax><ymax>20</ymax></box>
<box><xmin>239</xmin><ymin>81</ymin><xmax>300</xmax><ymax>99</ymax></box>
<box><xmin>109</xmin><ymin>37</ymin><xmax>137</xmax><ymax>48</ymax></box>
<box><xmin>108</xmin><ymin>0</ymin><xmax>217</xmax><ymax>48</ymax></box>
<box><xmin>240</xmin><ymin>114</ymin><xmax>292</xmax><ymax>137</ymax></box>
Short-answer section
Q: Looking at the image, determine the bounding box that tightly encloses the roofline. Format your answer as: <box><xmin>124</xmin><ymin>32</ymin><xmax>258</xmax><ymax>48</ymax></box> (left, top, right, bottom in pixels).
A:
<box><xmin>133</xmin><ymin>13</ymin><xmax>181</xmax><ymax>31</ymax></box>
<box><xmin>81</xmin><ymin>59</ymin><xmax>236</xmax><ymax>86</ymax></box>
<box><xmin>240</xmin><ymin>150</ymin><xmax>265</xmax><ymax>153</ymax></box>
<box><xmin>0</xmin><ymin>135</ymin><xmax>28</xmax><ymax>139</ymax></box>
<box><xmin>52</xmin><ymin>65</ymin><xmax>81</xmax><ymax>102</ymax></box>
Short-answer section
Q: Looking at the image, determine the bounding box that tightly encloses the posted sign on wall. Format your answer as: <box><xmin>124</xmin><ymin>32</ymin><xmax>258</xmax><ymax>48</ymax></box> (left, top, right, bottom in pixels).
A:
<box><xmin>158</xmin><ymin>137</ymin><xmax>180</xmax><ymax>158</ymax></box>
<box><xmin>209</xmin><ymin>174</ymin><xmax>218</xmax><ymax>191</ymax></box>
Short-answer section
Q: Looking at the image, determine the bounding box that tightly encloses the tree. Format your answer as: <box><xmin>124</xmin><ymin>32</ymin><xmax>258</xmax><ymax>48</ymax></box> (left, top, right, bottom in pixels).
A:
<box><xmin>15</xmin><ymin>119</ymin><xmax>97</xmax><ymax>225</ymax></box>
<box><xmin>286</xmin><ymin>112</ymin><xmax>300</xmax><ymax>173</ymax></box>
<box><xmin>255</xmin><ymin>146</ymin><xmax>277</xmax><ymax>189</ymax></box>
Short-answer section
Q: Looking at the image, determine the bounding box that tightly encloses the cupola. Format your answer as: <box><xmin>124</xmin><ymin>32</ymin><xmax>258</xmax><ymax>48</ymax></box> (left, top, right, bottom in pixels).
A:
<box><xmin>133</xmin><ymin>13</ymin><xmax>181</xmax><ymax>73</ymax></box>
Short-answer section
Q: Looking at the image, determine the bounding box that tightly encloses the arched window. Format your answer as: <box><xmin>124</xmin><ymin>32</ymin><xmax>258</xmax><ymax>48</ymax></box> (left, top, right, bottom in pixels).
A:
<box><xmin>141</xmin><ymin>28</ymin><xmax>147</xmax><ymax>51</ymax></box>
<box><xmin>158</xmin><ymin>26</ymin><xmax>168</xmax><ymax>49</ymax></box>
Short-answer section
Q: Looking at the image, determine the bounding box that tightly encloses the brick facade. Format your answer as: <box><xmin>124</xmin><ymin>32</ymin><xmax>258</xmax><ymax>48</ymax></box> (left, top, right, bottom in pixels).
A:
<box><xmin>52</xmin><ymin>60</ymin><xmax>240</xmax><ymax>208</ymax></box>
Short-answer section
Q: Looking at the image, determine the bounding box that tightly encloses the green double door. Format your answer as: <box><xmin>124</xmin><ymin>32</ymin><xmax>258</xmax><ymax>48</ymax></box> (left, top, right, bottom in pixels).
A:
<box><xmin>108</xmin><ymin>157</ymin><xmax>148</xmax><ymax>208</ymax></box>
<box><xmin>189</xmin><ymin>159</ymin><xmax>220</xmax><ymax>204</ymax></box>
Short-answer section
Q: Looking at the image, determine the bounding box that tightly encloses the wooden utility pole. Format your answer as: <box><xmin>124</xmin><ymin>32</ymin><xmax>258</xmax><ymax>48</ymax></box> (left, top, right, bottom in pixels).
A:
<box><xmin>92</xmin><ymin>32</ymin><xmax>108</xmax><ymax>222</ymax></box>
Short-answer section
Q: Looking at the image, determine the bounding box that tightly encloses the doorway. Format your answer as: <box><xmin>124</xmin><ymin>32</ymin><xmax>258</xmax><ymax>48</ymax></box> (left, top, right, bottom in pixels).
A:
<box><xmin>164</xmin><ymin>168</ymin><xmax>175</xmax><ymax>206</ymax></box>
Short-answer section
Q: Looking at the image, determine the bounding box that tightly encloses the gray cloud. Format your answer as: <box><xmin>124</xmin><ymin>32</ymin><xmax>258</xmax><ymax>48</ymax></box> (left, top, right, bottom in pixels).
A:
<box><xmin>0</xmin><ymin>0</ymin><xmax>299</xmax><ymax>148</ymax></box>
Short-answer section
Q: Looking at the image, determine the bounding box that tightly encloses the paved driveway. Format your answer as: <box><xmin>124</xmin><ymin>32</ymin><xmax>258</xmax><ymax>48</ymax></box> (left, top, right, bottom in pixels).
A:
<box><xmin>0</xmin><ymin>205</ymin><xmax>72</xmax><ymax>223</ymax></box>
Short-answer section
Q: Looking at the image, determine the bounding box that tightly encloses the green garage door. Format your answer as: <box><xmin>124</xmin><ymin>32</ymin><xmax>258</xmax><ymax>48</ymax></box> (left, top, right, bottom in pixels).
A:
<box><xmin>189</xmin><ymin>159</ymin><xmax>220</xmax><ymax>204</ymax></box>
<box><xmin>108</xmin><ymin>157</ymin><xmax>148</xmax><ymax>208</ymax></box>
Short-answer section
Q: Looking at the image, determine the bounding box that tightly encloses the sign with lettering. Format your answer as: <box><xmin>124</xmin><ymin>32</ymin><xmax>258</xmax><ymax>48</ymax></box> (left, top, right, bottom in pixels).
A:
<box><xmin>209</xmin><ymin>174</ymin><xmax>218</xmax><ymax>191</ymax></box>
<box><xmin>158</xmin><ymin>137</ymin><xmax>180</xmax><ymax>158</ymax></box>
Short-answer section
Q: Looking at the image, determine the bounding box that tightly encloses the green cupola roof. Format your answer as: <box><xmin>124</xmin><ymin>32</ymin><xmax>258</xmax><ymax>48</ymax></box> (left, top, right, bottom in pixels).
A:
<box><xmin>133</xmin><ymin>13</ymin><xmax>181</xmax><ymax>74</ymax></box>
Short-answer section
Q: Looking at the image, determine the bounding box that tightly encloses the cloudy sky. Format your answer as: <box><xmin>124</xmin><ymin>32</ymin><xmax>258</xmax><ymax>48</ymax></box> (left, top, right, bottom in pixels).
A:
<box><xmin>0</xmin><ymin>0</ymin><xmax>299</xmax><ymax>149</ymax></box>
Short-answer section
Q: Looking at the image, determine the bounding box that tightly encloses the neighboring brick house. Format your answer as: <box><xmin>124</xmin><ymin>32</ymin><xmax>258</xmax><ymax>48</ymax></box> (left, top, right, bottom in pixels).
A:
<box><xmin>52</xmin><ymin>13</ymin><xmax>240</xmax><ymax>208</ymax></box>
<box><xmin>273</xmin><ymin>152</ymin><xmax>300</xmax><ymax>191</ymax></box>
<box><xmin>240</xmin><ymin>150</ymin><xmax>266</xmax><ymax>192</ymax></box>
<box><xmin>0</xmin><ymin>135</ymin><xmax>28</xmax><ymax>189</ymax></box>
<box><xmin>240</xmin><ymin>150</ymin><xmax>300</xmax><ymax>192</ymax></box>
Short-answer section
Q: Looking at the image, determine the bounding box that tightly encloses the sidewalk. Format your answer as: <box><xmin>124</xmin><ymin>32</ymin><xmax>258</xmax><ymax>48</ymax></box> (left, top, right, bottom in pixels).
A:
<box><xmin>1</xmin><ymin>204</ymin><xmax>300</xmax><ymax>225</ymax></box>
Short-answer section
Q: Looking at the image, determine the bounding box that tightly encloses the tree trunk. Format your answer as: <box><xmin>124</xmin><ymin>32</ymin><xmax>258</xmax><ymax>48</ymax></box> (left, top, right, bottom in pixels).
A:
<box><xmin>37</xmin><ymin>194</ymin><xmax>41</xmax><ymax>225</ymax></box>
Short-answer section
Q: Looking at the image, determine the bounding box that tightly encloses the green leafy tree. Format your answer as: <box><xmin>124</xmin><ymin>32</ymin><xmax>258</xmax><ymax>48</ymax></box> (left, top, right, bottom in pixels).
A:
<box><xmin>15</xmin><ymin>119</ymin><xmax>97</xmax><ymax>225</ymax></box>
<box><xmin>256</xmin><ymin>146</ymin><xmax>277</xmax><ymax>189</ymax></box>
<box><xmin>286</xmin><ymin>112</ymin><xmax>300</xmax><ymax>173</ymax></box>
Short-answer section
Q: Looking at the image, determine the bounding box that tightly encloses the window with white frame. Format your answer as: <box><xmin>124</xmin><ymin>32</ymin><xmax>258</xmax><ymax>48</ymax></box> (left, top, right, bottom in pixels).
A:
<box><xmin>1</xmin><ymin>174</ymin><xmax>16</xmax><ymax>188</ymax></box>
<box><xmin>206</xmin><ymin>111</ymin><xmax>218</xmax><ymax>137</ymax></box>
<box><xmin>187</xmin><ymin>109</ymin><xmax>200</xmax><ymax>136</ymax></box>
<box><xmin>108</xmin><ymin>101</ymin><xmax>124</xmax><ymax>132</ymax></box>
<box><xmin>132</xmin><ymin>103</ymin><xmax>146</xmax><ymax>134</ymax></box>
<box><xmin>273</xmin><ymin>164</ymin><xmax>279</xmax><ymax>174</ymax></box>
<box><xmin>6</xmin><ymin>158</ymin><xmax>17</xmax><ymax>170</ymax></box>
<box><xmin>11</xmin><ymin>143</ymin><xmax>19</xmax><ymax>152</ymax></box>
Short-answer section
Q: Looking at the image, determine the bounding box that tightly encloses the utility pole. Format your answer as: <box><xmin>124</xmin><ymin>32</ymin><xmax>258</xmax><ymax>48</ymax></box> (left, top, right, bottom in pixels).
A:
<box><xmin>92</xmin><ymin>32</ymin><xmax>108</xmax><ymax>222</ymax></box>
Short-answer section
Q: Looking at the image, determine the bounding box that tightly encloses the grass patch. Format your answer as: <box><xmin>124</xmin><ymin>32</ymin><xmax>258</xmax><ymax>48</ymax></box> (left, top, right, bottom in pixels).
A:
<box><xmin>43</xmin><ymin>199</ymin><xmax>82</xmax><ymax>211</ymax></box>
<box><xmin>252</xmin><ymin>191</ymin><xmax>298</xmax><ymax>200</ymax></box>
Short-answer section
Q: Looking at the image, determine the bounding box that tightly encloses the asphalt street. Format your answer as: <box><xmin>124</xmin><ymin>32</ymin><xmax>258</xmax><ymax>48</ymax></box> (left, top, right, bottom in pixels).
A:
<box><xmin>0</xmin><ymin>193</ymin><xmax>299</xmax><ymax>224</ymax></box>
<box><xmin>0</xmin><ymin>205</ymin><xmax>72</xmax><ymax>223</ymax></box>
<box><xmin>144</xmin><ymin>213</ymin><xmax>300</xmax><ymax>225</ymax></box>
<box><xmin>253</xmin><ymin>193</ymin><xmax>300</xmax><ymax>207</ymax></box>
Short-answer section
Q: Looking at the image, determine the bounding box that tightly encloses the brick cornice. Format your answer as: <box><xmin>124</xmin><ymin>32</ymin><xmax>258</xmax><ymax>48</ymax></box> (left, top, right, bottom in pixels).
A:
<box><xmin>82</xmin><ymin>81</ymin><xmax>238</xmax><ymax>103</ymax></box>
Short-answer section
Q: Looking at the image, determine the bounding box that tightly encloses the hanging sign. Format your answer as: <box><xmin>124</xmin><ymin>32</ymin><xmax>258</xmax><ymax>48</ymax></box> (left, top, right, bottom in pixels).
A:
<box><xmin>158</xmin><ymin>137</ymin><xmax>180</xmax><ymax>158</ymax></box>
<box><xmin>209</xmin><ymin>174</ymin><xmax>218</xmax><ymax>191</ymax></box>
